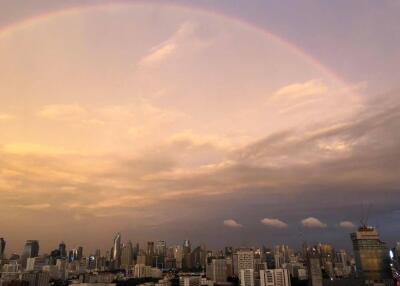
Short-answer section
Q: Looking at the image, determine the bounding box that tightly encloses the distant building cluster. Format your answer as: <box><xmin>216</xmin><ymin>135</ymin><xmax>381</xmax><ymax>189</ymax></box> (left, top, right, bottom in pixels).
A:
<box><xmin>0</xmin><ymin>226</ymin><xmax>399</xmax><ymax>286</ymax></box>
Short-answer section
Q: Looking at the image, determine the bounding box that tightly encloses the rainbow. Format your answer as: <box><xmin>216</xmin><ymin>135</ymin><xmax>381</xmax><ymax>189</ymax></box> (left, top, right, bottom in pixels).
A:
<box><xmin>0</xmin><ymin>0</ymin><xmax>348</xmax><ymax>88</ymax></box>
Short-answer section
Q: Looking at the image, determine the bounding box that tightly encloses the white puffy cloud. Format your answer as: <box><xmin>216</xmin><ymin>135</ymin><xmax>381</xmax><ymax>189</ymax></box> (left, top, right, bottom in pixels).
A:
<box><xmin>301</xmin><ymin>217</ymin><xmax>327</xmax><ymax>228</ymax></box>
<box><xmin>339</xmin><ymin>221</ymin><xmax>355</xmax><ymax>229</ymax></box>
<box><xmin>260</xmin><ymin>218</ymin><xmax>288</xmax><ymax>228</ymax></box>
<box><xmin>223</xmin><ymin>219</ymin><xmax>243</xmax><ymax>228</ymax></box>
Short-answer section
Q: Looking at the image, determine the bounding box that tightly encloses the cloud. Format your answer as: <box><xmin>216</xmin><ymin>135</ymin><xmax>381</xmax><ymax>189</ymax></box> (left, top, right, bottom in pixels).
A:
<box><xmin>139</xmin><ymin>22</ymin><xmax>196</xmax><ymax>67</ymax></box>
<box><xmin>273</xmin><ymin>79</ymin><xmax>328</xmax><ymax>100</ymax></box>
<box><xmin>2</xmin><ymin>143</ymin><xmax>75</xmax><ymax>156</ymax></box>
<box><xmin>223</xmin><ymin>219</ymin><xmax>243</xmax><ymax>228</ymax></box>
<box><xmin>37</xmin><ymin>104</ymin><xmax>86</xmax><ymax>120</ymax></box>
<box><xmin>0</xmin><ymin>113</ymin><xmax>16</xmax><ymax>121</ymax></box>
<box><xmin>261</xmin><ymin>218</ymin><xmax>288</xmax><ymax>228</ymax></box>
<box><xmin>0</xmin><ymin>91</ymin><xmax>399</xmax><ymax>247</ymax></box>
<box><xmin>339</xmin><ymin>221</ymin><xmax>356</xmax><ymax>229</ymax></box>
<box><xmin>140</xmin><ymin>43</ymin><xmax>176</xmax><ymax>67</ymax></box>
<box><xmin>14</xmin><ymin>203</ymin><xmax>51</xmax><ymax>210</ymax></box>
<box><xmin>301</xmin><ymin>217</ymin><xmax>327</xmax><ymax>228</ymax></box>
<box><xmin>169</xmin><ymin>130</ymin><xmax>232</xmax><ymax>151</ymax></box>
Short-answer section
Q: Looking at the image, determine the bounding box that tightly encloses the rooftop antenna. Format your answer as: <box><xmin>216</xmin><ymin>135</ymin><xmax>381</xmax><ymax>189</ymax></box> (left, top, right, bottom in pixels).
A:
<box><xmin>359</xmin><ymin>203</ymin><xmax>372</xmax><ymax>228</ymax></box>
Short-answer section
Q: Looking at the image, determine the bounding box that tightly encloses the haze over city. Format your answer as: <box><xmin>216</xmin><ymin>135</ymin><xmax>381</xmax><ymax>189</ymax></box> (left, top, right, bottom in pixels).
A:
<box><xmin>0</xmin><ymin>0</ymin><xmax>399</xmax><ymax>257</ymax></box>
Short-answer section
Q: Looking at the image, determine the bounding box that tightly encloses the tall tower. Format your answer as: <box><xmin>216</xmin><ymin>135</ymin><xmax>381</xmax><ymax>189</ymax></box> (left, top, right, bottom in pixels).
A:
<box><xmin>121</xmin><ymin>241</ymin><xmax>133</xmax><ymax>269</ymax></box>
<box><xmin>111</xmin><ymin>232</ymin><xmax>122</xmax><ymax>269</ymax></box>
<box><xmin>351</xmin><ymin>226</ymin><xmax>391</xmax><ymax>285</ymax></box>
<box><xmin>306</xmin><ymin>248</ymin><xmax>322</xmax><ymax>286</ymax></box>
<box><xmin>77</xmin><ymin>246</ymin><xmax>83</xmax><ymax>260</ymax></box>
<box><xmin>155</xmin><ymin>240</ymin><xmax>166</xmax><ymax>268</ymax></box>
<box><xmin>183</xmin><ymin>240</ymin><xmax>192</xmax><ymax>270</ymax></box>
<box><xmin>146</xmin><ymin>241</ymin><xmax>155</xmax><ymax>266</ymax></box>
<box><xmin>0</xmin><ymin>238</ymin><xmax>5</xmax><ymax>259</ymax></box>
<box><xmin>59</xmin><ymin>241</ymin><xmax>67</xmax><ymax>258</ymax></box>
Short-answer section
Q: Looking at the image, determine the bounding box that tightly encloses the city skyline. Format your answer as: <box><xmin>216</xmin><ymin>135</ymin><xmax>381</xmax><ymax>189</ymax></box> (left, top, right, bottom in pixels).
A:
<box><xmin>0</xmin><ymin>223</ymin><xmax>388</xmax><ymax>256</ymax></box>
<box><xmin>1</xmin><ymin>225</ymin><xmax>399</xmax><ymax>286</ymax></box>
<box><xmin>0</xmin><ymin>0</ymin><xmax>400</xmax><ymax>256</ymax></box>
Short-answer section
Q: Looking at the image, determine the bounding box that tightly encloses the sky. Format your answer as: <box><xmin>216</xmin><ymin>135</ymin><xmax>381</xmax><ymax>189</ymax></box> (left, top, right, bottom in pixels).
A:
<box><xmin>0</xmin><ymin>0</ymin><xmax>399</xmax><ymax>255</ymax></box>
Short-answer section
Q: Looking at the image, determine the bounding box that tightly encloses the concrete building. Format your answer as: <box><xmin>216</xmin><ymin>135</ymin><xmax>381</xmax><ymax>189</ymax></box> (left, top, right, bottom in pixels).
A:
<box><xmin>236</xmin><ymin>250</ymin><xmax>254</xmax><ymax>277</ymax></box>
<box><xmin>179</xmin><ymin>276</ymin><xmax>201</xmax><ymax>286</ymax></box>
<box><xmin>121</xmin><ymin>241</ymin><xmax>133</xmax><ymax>270</ymax></box>
<box><xmin>21</xmin><ymin>272</ymin><xmax>49</xmax><ymax>286</ymax></box>
<box><xmin>26</xmin><ymin>257</ymin><xmax>47</xmax><ymax>272</ymax></box>
<box><xmin>307</xmin><ymin>251</ymin><xmax>322</xmax><ymax>286</ymax></box>
<box><xmin>260</xmin><ymin>269</ymin><xmax>291</xmax><ymax>286</ymax></box>
<box><xmin>207</xmin><ymin>258</ymin><xmax>227</xmax><ymax>283</ymax></box>
<box><xmin>351</xmin><ymin>226</ymin><xmax>392</xmax><ymax>285</ymax></box>
<box><xmin>240</xmin><ymin>269</ymin><xmax>254</xmax><ymax>286</ymax></box>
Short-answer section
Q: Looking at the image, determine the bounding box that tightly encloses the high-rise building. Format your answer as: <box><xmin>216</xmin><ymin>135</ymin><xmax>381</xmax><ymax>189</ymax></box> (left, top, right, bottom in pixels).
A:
<box><xmin>133</xmin><ymin>243</ymin><xmax>139</xmax><ymax>260</ymax></box>
<box><xmin>58</xmin><ymin>242</ymin><xmax>67</xmax><ymax>259</ymax></box>
<box><xmin>22</xmin><ymin>240</ymin><xmax>39</xmax><ymax>258</ymax></box>
<box><xmin>0</xmin><ymin>238</ymin><xmax>5</xmax><ymax>259</ymax></box>
<box><xmin>207</xmin><ymin>258</ymin><xmax>228</xmax><ymax>282</ymax></box>
<box><xmin>191</xmin><ymin>245</ymin><xmax>207</xmax><ymax>270</ymax></box>
<box><xmin>183</xmin><ymin>240</ymin><xmax>192</xmax><ymax>270</ymax></box>
<box><xmin>306</xmin><ymin>249</ymin><xmax>322</xmax><ymax>286</ymax></box>
<box><xmin>22</xmin><ymin>271</ymin><xmax>49</xmax><ymax>286</ymax></box>
<box><xmin>111</xmin><ymin>232</ymin><xmax>121</xmax><ymax>269</ymax></box>
<box><xmin>155</xmin><ymin>240</ymin><xmax>166</xmax><ymax>268</ymax></box>
<box><xmin>121</xmin><ymin>241</ymin><xmax>133</xmax><ymax>269</ymax></box>
<box><xmin>351</xmin><ymin>226</ymin><xmax>392</xmax><ymax>285</ymax></box>
<box><xmin>155</xmin><ymin>240</ymin><xmax>166</xmax><ymax>256</ymax></box>
<box><xmin>183</xmin><ymin>240</ymin><xmax>191</xmax><ymax>253</ymax></box>
<box><xmin>262</xmin><ymin>247</ymin><xmax>275</xmax><ymax>270</ymax></box>
<box><xmin>240</xmin><ymin>269</ymin><xmax>255</xmax><ymax>286</ymax></box>
<box><xmin>260</xmin><ymin>269</ymin><xmax>291</xmax><ymax>286</ymax></box>
<box><xmin>174</xmin><ymin>245</ymin><xmax>183</xmax><ymax>269</ymax></box>
<box><xmin>236</xmin><ymin>250</ymin><xmax>254</xmax><ymax>277</ymax></box>
<box><xmin>147</xmin><ymin>241</ymin><xmax>155</xmax><ymax>266</ymax></box>
<box><xmin>26</xmin><ymin>256</ymin><xmax>48</xmax><ymax>271</ymax></box>
<box><xmin>77</xmin><ymin>246</ymin><xmax>83</xmax><ymax>260</ymax></box>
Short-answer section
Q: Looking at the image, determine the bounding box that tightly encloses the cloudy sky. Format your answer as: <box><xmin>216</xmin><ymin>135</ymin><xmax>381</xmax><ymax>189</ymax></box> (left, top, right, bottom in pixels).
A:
<box><xmin>0</xmin><ymin>0</ymin><xmax>399</xmax><ymax>255</ymax></box>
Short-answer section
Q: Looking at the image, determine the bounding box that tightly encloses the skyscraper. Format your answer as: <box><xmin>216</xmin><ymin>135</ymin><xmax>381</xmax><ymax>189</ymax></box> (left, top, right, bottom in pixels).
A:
<box><xmin>155</xmin><ymin>240</ymin><xmax>166</xmax><ymax>256</ymax></box>
<box><xmin>155</xmin><ymin>240</ymin><xmax>166</xmax><ymax>268</ymax></box>
<box><xmin>77</xmin><ymin>246</ymin><xmax>83</xmax><ymax>260</ymax></box>
<box><xmin>121</xmin><ymin>241</ymin><xmax>133</xmax><ymax>269</ymax></box>
<box><xmin>183</xmin><ymin>240</ymin><xmax>192</xmax><ymax>270</ymax></box>
<box><xmin>0</xmin><ymin>238</ymin><xmax>5</xmax><ymax>259</ymax></box>
<box><xmin>147</xmin><ymin>241</ymin><xmax>155</xmax><ymax>266</ymax></box>
<box><xmin>58</xmin><ymin>241</ymin><xmax>67</xmax><ymax>258</ymax></box>
<box><xmin>207</xmin><ymin>258</ymin><xmax>228</xmax><ymax>282</ymax></box>
<box><xmin>191</xmin><ymin>245</ymin><xmax>207</xmax><ymax>270</ymax></box>
<box><xmin>351</xmin><ymin>226</ymin><xmax>391</xmax><ymax>285</ymax></box>
<box><xmin>236</xmin><ymin>250</ymin><xmax>254</xmax><ymax>276</ymax></box>
<box><xmin>22</xmin><ymin>240</ymin><xmax>39</xmax><ymax>258</ymax></box>
<box><xmin>111</xmin><ymin>232</ymin><xmax>121</xmax><ymax>269</ymax></box>
<box><xmin>306</xmin><ymin>248</ymin><xmax>322</xmax><ymax>286</ymax></box>
<box><xmin>183</xmin><ymin>240</ymin><xmax>191</xmax><ymax>254</ymax></box>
